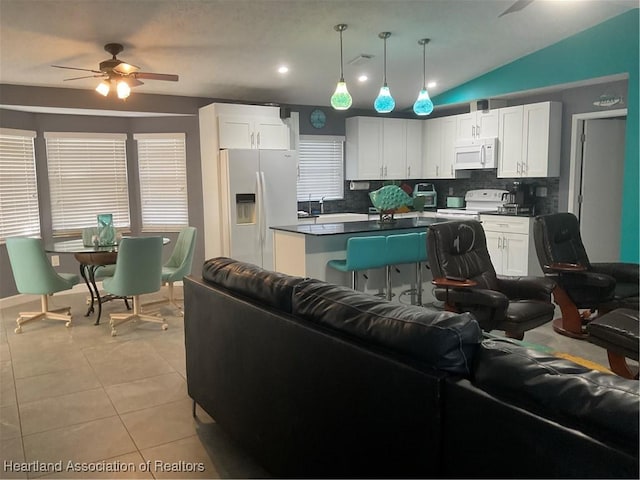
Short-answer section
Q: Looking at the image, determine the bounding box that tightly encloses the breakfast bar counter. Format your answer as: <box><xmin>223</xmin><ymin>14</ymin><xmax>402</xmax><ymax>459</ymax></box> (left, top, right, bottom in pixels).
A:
<box><xmin>271</xmin><ymin>217</ymin><xmax>441</xmax><ymax>288</ymax></box>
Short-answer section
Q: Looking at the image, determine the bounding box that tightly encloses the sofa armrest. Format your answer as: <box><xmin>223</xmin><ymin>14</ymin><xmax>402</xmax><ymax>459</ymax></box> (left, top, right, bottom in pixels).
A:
<box><xmin>435</xmin><ymin>286</ymin><xmax>509</xmax><ymax>310</ymax></box>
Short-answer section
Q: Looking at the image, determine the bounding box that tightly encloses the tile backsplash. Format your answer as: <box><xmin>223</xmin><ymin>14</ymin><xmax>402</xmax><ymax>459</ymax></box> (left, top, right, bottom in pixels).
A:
<box><xmin>299</xmin><ymin>169</ymin><xmax>559</xmax><ymax>215</ymax></box>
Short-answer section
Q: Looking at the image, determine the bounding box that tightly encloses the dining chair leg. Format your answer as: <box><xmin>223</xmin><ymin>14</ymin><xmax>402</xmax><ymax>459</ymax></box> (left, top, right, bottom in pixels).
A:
<box><xmin>110</xmin><ymin>295</ymin><xmax>168</xmax><ymax>336</ymax></box>
<box><xmin>14</xmin><ymin>294</ymin><xmax>72</xmax><ymax>333</ymax></box>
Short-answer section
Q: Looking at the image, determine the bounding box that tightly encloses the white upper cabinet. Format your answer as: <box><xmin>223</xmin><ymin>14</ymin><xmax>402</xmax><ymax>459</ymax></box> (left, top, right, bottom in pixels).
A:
<box><xmin>345</xmin><ymin>117</ymin><xmax>423</xmax><ymax>180</ymax></box>
<box><xmin>498</xmin><ymin>101</ymin><xmax>562</xmax><ymax>178</ymax></box>
<box><xmin>456</xmin><ymin>109</ymin><xmax>500</xmax><ymax>140</ymax></box>
<box><xmin>405</xmin><ymin>120</ymin><xmax>423</xmax><ymax>179</ymax></box>
<box><xmin>423</xmin><ymin>116</ymin><xmax>469</xmax><ymax>180</ymax></box>
<box><xmin>218</xmin><ymin>115</ymin><xmax>289</xmax><ymax>150</ymax></box>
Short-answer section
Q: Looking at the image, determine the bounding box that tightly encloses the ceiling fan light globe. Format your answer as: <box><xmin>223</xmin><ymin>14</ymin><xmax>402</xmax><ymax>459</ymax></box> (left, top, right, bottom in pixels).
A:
<box><xmin>331</xmin><ymin>81</ymin><xmax>352</xmax><ymax>110</ymax></box>
<box><xmin>413</xmin><ymin>88</ymin><xmax>434</xmax><ymax>116</ymax></box>
<box><xmin>374</xmin><ymin>85</ymin><xmax>395</xmax><ymax>113</ymax></box>
<box><xmin>116</xmin><ymin>80</ymin><xmax>131</xmax><ymax>99</ymax></box>
<box><xmin>95</xmin><ymin>81</ymin><xmax>110</xmax><ymax>96</ymax></box>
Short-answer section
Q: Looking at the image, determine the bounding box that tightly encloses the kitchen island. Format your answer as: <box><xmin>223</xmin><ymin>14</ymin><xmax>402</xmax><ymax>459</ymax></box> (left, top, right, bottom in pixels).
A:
<box><xmin>271</xmin><ymin>216</ymin><xmax>441</xmax><ymax>293</ymax></box>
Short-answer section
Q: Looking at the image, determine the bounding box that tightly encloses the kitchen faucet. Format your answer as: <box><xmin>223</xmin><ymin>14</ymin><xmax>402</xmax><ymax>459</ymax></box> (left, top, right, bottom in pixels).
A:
<box><xmin>308</xmin><ymin>194</ymin><xmax>312</xmax><ymax>214</ymax></box>
<box><xmin>320</xmin><ymin>196</ymin><xmax>326</xmax><ymax>214</ymax></box>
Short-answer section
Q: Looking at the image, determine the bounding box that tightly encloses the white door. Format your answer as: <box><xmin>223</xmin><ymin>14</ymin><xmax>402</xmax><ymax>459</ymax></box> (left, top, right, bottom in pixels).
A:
<box><xmin>423</xmin><ymin>118</ymin><xmax>441</xmax><ymax>178</ymax></box>
<box><xmin>522</xmin><ymin>102</ymin><xmax>550</xmax><ymax>177</ymax></box>
<box><xmin>405</xmin><ymin>120</ymin><xmax>422</xmax><ymax>179</ymax></box>
<box><xmin>503</xmin><ymin>233</ymin><xmax>528</xmax><ymax>276</ymax></box>
<box><xmin>498</xmin><ymin>105</ymin><xmax>523</xmax><ymax>178</ymax></box>
<box><xmin>255</xmin><ymin>117</ymin><xmax>290</xmax><ymax>150</ymax></box>
<box><xmin>225</xmin><ymin>150</ymin><xmax>261</xmax><ymax>266</ymax></box>
<box><xmin>383</xmin><ymin>118</ymin><xmax>406</xmax><ymax>179</ymax></box>
<box><xmin>484</xmin><ymin>230</ymin><xmax>504</xmax><ymax>274</ymax></box>
<box><xmin>579</xmin><ymin>118</ymin><xmax>626</xmax><ymax>262</ymax></box>
<box><xmin>477</xmin><ymin>110</ymin><xmax>500</xmax><ymax>138</ymax></box>
<box><xmin>259</xmin><ymin>150</ymin><xmax>298</xmax><ymax>270</ymax></box>
<box><xmin>218</xmin><ymin>115</ymin><xmax>253</xmax><ymax>149</ymax></box>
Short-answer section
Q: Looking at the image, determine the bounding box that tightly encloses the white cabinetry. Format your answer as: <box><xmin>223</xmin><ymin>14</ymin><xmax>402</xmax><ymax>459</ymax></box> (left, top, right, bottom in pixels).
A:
<box><xmin>218</xmin><ymin>115</ymin><xmax>289</xmax><ymax>150</ymax></box>
<box><xmin>498</xmin><ymin>102</ymin><xmax>562</xmax><ymax>178</ymax></box>
<box><xmin>480</xmin><ymin>215</ymin><xmax>541</xmax><ymax>276</ymax></box>
<box><xmin>456</xmin><ymin>109</ymin><xmax>500</xmax><ymax>140</ymax></box>
<box><xmin>199</xmin><ymin>102</ymin><xmax>292</xmax><ymax>259</ymax></box>
<box><xmin>422</xmin><ymin>117</ymin><xmax>469</xmax><ymax>180</ymax></box>
<box><xmin>346</xmin><ymin>117</ymin><xmax>423</xmax><ymax>180</ymax></box>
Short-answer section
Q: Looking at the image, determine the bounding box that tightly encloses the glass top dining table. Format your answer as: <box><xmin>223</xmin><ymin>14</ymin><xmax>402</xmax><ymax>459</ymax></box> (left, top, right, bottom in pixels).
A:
<box><xmin>44</xmin><ymin>237</ymin><xmax>170</xmax><ymax>325</ymax></box>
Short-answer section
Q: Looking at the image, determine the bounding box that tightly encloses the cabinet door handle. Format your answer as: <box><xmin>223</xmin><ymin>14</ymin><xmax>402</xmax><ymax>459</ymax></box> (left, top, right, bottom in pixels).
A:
<box><xmin>251</xmin><ymin>132</ymin><xmax>255</xmax><ymax>147</ymax></box>
<box><xmin>436</xmin><ymin>165</ymin><xmax>439</xmax><ymax>176</ymax></box>
<box><xmin>476</xmin><ymin>125</ymin><xmax>480</xmax><ymax>137</ymax></box>
<box><xmin>522</xmin><ymin>162</ymin><xmax>527</xmax><ymax>175</ymax></box>
<box><xmin>257</xmin><ymin>132</ymin><xmax>261</xmax><ymax>147</ymax></box>
<box><xmin>503</xmin><ymin>236</ymin><xmax>507</xmax><ymax>249</ymax></box>
<box><xmin>498</xmin><ymin>237</ymin><xmax>502</xmax><ymax>249</ymax></box>
<box><xmin>407</xmin><ymin>165</ymin><xmax>411</xmax><ymax>176</ymax></box>
<box><xmin>380</xmin><ymin>166</ymin><xmax>384</xmax><ymax>177</ymax></box>
<box><xmin>472</xmin><ymin>125</ymin><xmax>475</xmax><ymax>138</ymax></box>
<box><xmin>516</xmin><ymin>162</ymin><xmax>521</xmax><ymax>174</ymax></box>
<box><xmin>450</xmin><ymin>165</ymin><xmax>453</xmax><ymax>176</ymax></box>
<box><xmin>384</xmin><ymin>165</ymin><xmax>388</xmax><ymax>176</ymax></box>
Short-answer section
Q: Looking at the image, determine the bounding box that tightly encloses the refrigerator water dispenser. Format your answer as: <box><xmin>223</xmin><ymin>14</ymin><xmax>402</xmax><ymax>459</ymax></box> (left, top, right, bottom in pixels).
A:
<box><xmin>236</xmin><ymin>193</ymin><xmax>256</xmax><ymax>224</ymax></box>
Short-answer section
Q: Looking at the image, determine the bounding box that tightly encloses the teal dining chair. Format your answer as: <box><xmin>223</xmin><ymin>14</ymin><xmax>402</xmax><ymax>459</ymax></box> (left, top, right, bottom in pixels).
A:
<box><xmin>143</xmin><ymin>227</ymin><xmax>197</xmax><ymax>315</ymax></box>
<box><xmin>5</xmin><ymin>237</ymin><xmax>80</xmax><ymax>333</ymax></box>
<box><xmin>102</xmin><ymin>236</ymin><xmax>166</xmax><ymax>336</ymax></box>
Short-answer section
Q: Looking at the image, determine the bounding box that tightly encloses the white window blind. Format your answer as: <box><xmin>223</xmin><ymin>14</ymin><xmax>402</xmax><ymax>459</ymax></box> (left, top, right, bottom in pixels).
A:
<box><xmin>135</xmin><ymin>133</ymin><xmax>188</xmax><ymax>230</ymax></box>
<box><xmin>297</xmin><ymin>135</ymin><xmax>344</xmax><ymax>201</ymax></box>
<box><xmin>0</xmin><ymin>128</ymin><xmax>40</xmax><ymax>241</ymax></box>
<box><xmin>44</xmin><ymin>132</ymin><xmax>130</xmax><ymax>235</ymax></box>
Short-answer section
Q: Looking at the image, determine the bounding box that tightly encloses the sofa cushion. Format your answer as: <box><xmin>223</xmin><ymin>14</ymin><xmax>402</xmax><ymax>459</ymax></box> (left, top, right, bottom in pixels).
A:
<box><xmin>292</xmin><ymin>279</ymin><xmax>482</xmax><ymax>375</ymax></box>
<box><xmin>472</xmin><ymin>337</ymin><xmax>640</xmax><ymax>449</ymax></box>
<box><xmin>202</xmin><ymin>257</ymin><xmax>304</xmax><ymax>313</ymax></box>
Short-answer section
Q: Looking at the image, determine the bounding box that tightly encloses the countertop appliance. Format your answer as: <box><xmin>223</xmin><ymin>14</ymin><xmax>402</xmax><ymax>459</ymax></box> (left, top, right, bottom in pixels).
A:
<box><xmin>454</xmin><ymin>137</ymin><xmax>497</xmax><ymax>170</ymax></box>
<box><xmin>220</xmin><ymin>149</ymin><xmax>297</xmax><ymax>270</ymax></box>
<box><xmin>413</xmin><ymin>183</ymin><xmax>437</xmax><ymax>208</ymax></box>
<box><xmin>436</xmin><ymin>188</ymin><xmax>508</xmax><ymax>220</ymax></box>
<box><xmin>499</xmin><ymin>181</ymin><xmax>536</xmax><ymax>215</ymax></box>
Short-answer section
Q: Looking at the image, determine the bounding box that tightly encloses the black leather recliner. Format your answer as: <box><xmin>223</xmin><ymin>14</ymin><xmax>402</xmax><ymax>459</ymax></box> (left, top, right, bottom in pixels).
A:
<box><xmin>426</xmin><ymin>220</ymin><xmax>556</xmax><ymax>339</ymax></box>
<box><xmin>533</xmin><ymin>212</ymin><xmax>639</xmax><ymax>338</ymax></box>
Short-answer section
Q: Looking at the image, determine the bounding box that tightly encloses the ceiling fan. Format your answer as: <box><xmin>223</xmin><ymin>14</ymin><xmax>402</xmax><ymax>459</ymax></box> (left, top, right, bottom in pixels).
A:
<box><xmin>52</xmin><ymin>43</ymin><xmax>178</xmax><ymax>97</ymax></box>
<box><xmin>498</xmin><ymin>0</ymin><xmax>535</xmax><ymax>17</ymax></box>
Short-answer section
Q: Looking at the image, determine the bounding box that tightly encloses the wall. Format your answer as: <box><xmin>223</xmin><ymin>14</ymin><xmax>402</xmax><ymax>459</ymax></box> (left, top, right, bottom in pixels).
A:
<box><xmin>433</xmin><ymin>8</ymin><xmax>639</xmax><ymax>262</ymax></box>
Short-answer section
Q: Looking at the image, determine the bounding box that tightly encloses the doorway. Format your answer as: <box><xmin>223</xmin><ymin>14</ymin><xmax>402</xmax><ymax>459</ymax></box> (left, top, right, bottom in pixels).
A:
<box><xmin>568</xmin><ymin>109</ymin><xmax>627</xmax><ymax>262</ymax></box>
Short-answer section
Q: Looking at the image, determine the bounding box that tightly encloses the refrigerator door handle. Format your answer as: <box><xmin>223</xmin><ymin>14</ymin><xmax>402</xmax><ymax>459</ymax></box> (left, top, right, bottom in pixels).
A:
<box><xmin>256</xmin><ymin>171</ymin><xmax>263</xmax><ymax>246</ymax></box>
<box><xmin>260</xmin><ymin>171</ymin><xmax>267</xmax><ymax>244</ymax></box>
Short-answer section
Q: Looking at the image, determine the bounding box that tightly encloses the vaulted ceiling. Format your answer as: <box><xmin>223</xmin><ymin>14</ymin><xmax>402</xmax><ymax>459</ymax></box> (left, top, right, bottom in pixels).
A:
<box><xmin>0</xmin><ymin>0</ymin><xmax>636</xmax><ymax>110</ymax></box>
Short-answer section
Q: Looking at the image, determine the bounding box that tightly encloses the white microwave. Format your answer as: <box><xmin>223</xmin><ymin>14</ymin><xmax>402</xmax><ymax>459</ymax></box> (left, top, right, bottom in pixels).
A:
<box><xmin>454</xmin><ymin>137</ymin><xmax>497</xmax><ymax>170</ymax></box>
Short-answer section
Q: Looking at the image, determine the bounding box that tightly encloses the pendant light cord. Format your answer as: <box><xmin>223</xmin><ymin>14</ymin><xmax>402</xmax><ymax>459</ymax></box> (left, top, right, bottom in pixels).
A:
<box><xmin>422</xmin><ymin>41</ymin><xmax>426</xmax><ymax>90</ymax></box>
<box><xmin>383</xmin><ymin>36</ymin><xmax>387</xmax><ymax>85</ymax></box>
<box><xmin>339</xmin><ymin>29</ymin><xmax>345</xmax><ymax>82</ymax></box>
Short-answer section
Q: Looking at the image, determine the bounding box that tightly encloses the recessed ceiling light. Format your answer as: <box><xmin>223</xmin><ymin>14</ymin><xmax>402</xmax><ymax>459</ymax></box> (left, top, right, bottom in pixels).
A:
<box><xmin>427</xmin><ymin>81</ymin><xmax>437</xmax><ymax>88</ymax></box>
<box><xmin>278</xmin><ymin>65</ymin><xmax>289</xmax><ymax>74</ymax></box>
<box><xmin>358</xmin><ymin>74</ymin><xmax>368</xmax><ymax>82</ymax></box>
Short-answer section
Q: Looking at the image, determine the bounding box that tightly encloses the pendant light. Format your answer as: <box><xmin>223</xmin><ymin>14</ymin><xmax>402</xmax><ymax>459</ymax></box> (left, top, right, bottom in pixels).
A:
<box><xmin>374</xmin><ymin>32</ymin><xmax>395</xmax><ymax>113</ymax></box>
<box><xmin>413</xmin><ymin>38</ymin><xmax>434</xmax><ymax>116</ymax></box>
<box><xmin>330</xmin><ymin>24</ymin><xmax>352</xmax><ymax>110</ymax></box>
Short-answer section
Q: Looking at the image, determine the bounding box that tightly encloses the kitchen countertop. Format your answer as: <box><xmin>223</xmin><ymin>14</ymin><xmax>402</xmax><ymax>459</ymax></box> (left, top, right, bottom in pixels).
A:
<box><xmin>271</xmin><ymin>217</ymin><xmax>441</xmax><ymax>236</ymax></box>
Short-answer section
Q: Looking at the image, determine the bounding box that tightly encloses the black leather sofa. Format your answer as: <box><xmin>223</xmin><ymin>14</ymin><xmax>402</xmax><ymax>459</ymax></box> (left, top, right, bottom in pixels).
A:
<box><xmin>184</xmin><ymin>257</ymin><xmax>639</xmax><ymax>479</ymax></box>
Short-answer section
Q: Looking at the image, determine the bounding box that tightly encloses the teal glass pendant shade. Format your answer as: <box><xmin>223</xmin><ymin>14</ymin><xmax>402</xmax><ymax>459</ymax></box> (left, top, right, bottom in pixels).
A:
<box><xmin>374</xmin><ymin>85</ymin><xmax>395</xmax><ymax>113</ymax></box>
<box><xmin>331</xmin><ymin>81</ymin><xmax>352</xmax><ymax>110</ymax></box>
<box><xmin>413</xmin><ymin>88</ymin><xmax>434</xmax><ymax>116</ymax></box>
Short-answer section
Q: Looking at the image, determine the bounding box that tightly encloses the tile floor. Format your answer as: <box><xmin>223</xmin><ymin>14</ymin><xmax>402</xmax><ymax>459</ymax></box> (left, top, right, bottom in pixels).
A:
<box><xmin>0</xmin><ymin>284</ymin><xmax>624</xmax><ymax>479</ymax></box>
<box><xmin>0</xmin><ymin>287</ymin><xmax>268</xmax><ymax>479</ymax></box>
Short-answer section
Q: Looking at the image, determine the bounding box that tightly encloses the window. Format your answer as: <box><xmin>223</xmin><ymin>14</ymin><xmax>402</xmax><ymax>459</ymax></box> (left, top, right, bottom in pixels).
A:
<box><xmin>135</xmin><ymin>133</ymin><xmax>188</xmax><ymax>230</ymax></box>
<box><xmin>0</xmin><ymin>128</ymin><xmax>41</xmax><ymax>241</ymax></box>
<box><xmin>45</xmin><ymin>132</ymin><xmax>130</xmax><ymax>235</ymax></box>
<box><xmin>296</xmin><ymin>135</ymin><xmax>344</xmax><ymax>201</ymax></box>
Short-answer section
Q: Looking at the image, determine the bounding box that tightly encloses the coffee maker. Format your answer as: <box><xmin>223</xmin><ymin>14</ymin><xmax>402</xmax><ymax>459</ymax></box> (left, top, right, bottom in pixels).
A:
<box><xmin>500</xmin><ymin>182</ymin><xmax>536</xmax><ymax>215</ymax></box>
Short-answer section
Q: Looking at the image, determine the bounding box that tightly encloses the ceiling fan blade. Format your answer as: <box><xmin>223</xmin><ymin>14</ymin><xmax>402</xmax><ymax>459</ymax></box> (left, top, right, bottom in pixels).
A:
<box><xmin>135</xmin><ymin>72</ymin><xmax>179</xmax><ymax>82</ymax></box>
<box><xmin>63</xmin><ymin>74</ymin><xmax>107</xmax><ymax>81</ymax></box>
<box><xmin>113</xmin><ymin>62</ymin><xmax>140</xmax><ymax>75</ymax></box>
<box><xmin>129</xmin><ymin>78</ymin><xmax>144</xmax><ymax>87</ymax></box>
<box><xmin>52</xmin><ymin>65</ymin><xmax>102</xmax><ymax>74</ymax></box>
<box><xmin>498</xmin><ymin>0</ymin><xmax>534</xmax><ymax>17</ymax></box>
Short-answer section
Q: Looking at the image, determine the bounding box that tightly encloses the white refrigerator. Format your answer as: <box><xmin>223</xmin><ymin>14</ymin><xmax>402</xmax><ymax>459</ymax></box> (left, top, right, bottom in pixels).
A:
<box><xmin>219</xmin><ymin>149</ymin><xmax>297</xmax><ymax>270</ymax></box>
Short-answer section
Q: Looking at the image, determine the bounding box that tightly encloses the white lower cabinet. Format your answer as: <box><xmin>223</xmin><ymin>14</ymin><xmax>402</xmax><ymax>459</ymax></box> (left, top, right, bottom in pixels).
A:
<box><xmin>480</xmin><ymin>215</ymin><xmax>541</xmax><ymax>276</ymax></box>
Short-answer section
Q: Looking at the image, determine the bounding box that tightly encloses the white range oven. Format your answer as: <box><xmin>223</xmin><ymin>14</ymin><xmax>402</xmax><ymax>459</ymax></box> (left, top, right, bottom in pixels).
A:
<box><xmin>436</xmin><ymin>189</ymin><xmax>508</xmax><ymax>220</ymax></box>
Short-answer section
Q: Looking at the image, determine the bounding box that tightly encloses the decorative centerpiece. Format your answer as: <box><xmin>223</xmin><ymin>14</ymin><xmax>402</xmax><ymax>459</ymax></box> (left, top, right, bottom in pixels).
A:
<box><xmin>97</xmin><ymin>213</ymin><xmax>116</xmax><ymax>246</ymax></box>
<box><xmin>369</xmin><ymin>185</ymin><xmax>415</xmax><ymax>224</ymax></box>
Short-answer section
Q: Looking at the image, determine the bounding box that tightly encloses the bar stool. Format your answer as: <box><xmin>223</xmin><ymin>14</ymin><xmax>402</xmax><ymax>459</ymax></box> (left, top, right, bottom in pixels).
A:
<box><xmin>385</xmin><ymin>233</ymin><xmax>420</xmax><ymax>302</ymax></box>
<box><xmin>416</xmin><ymin>232</ymin><xmax>428</xmax><ymax>305</ymax></box>
<box><xmin>328</xmin><ymin>236</ymin><xmax>387</xmax><ymax>291</ymax></box>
